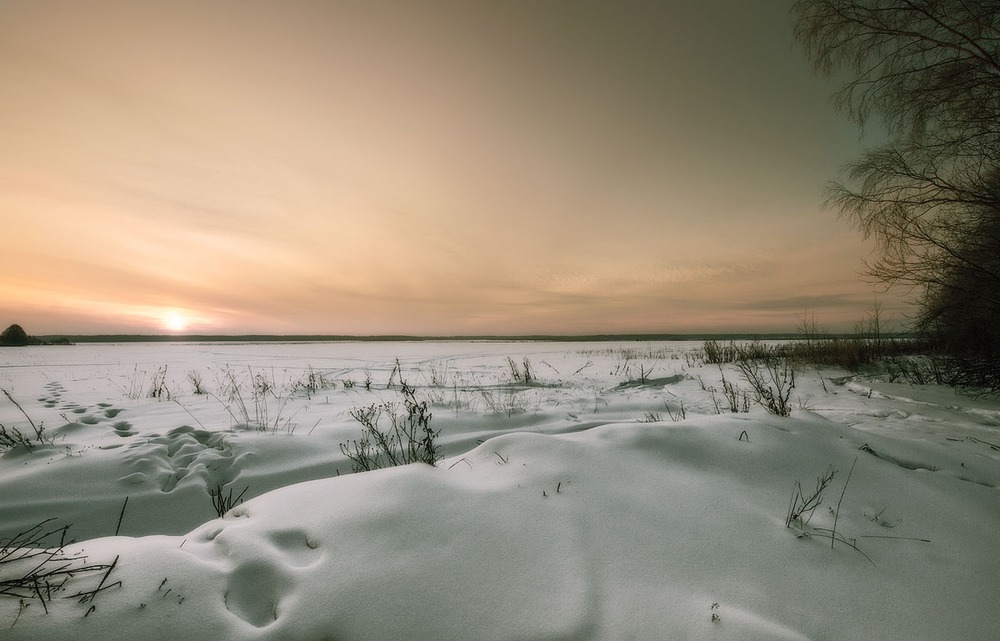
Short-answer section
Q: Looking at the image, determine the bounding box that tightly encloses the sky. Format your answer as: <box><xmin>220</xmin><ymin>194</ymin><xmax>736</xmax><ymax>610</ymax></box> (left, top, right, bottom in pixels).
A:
<box><xmin>0</xmin><ymin>0</ymin><xmax>908</xmax><ymax>336</ymax></box>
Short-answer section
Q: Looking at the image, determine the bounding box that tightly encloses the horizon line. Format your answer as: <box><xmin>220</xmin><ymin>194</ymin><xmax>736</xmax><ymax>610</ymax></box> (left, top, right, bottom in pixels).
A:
<box><xmin>31</xmin><ymin>331</ymin><xmax>914</xmax><ymax>343</ymax></box>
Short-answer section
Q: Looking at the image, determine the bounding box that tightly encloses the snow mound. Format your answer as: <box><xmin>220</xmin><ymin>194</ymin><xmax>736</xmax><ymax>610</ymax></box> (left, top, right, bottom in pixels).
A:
<box><xmin>8</xmin><ymin>413</ymin><xmax>999</xmax><ymax>640</ymax></box>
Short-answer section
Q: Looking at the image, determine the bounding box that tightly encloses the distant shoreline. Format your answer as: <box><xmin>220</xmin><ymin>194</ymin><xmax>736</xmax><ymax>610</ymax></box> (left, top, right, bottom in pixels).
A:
<box><xmin>30</xmin><ymin>332</ymin><xmax>913</xmax><ymax>344</ymax></box>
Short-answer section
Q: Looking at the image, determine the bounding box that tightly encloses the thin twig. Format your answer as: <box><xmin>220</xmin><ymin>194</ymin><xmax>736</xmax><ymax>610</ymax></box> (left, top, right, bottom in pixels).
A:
<box><xmin>1</xmin><ymin>388</ymin><xmax>40</xmax><ymax>437</ymax></box>
<box><xmin>172</xmin><ymin>399</ymin><xmax>208</xmax><ymax>431</ymax></box>
<box><xmin>832</xmin><ymin>456</ymin><xmax>858</xmax><ymax>550</ymax></box>
<box><xmin>115</xmin><ymin>497</ymin><xmax>129</xmax><ymax>537</ymax></box>
<box><xmin>74</xmin><ymin>555</ymin><xmax>120</xmax><ymax>604</ymax></box>
<box><xmin>861</xmin><ymin>534</ymin><xmax>931</xmax><ymax>542</ymax></box>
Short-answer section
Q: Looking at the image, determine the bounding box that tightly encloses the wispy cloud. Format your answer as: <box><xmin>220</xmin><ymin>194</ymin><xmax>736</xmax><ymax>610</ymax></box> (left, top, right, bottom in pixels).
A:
<box><xmin>0</xmin><ymin>0</ymin><xmax>911</xmax><ymax>334</ymax></box>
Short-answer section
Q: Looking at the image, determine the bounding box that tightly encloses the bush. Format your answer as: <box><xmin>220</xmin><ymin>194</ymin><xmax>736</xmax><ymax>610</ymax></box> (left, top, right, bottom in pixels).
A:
<box><xmin>0</xmin><ymin>324</ymin><xmax>30</xmax><ymax>346</ymax></box>
<box><xmin>0</xmin><ymin>388</ymin><xmax>51</xmax><ymax>452</ymax></box>
<box><xmin>340</xmin><ymin>383</ymin><xmax>440</xmax><ymax>473</ymax></box>
<box><xmin>785</xmin><ymin>465</ymin><xmax>835</xmax><ymax>528</ymax></box>
<box><xmin>210</xmin><ymin>485</ymin><xmax>249</xmax><ymax>518</ymax></box>
<box><xmin>1</xmin><ymin>519</ymin><xmax>120</xmax><ymax>623</ymax></box>
<box><xmin>187</xmin><ymin>370</ymin><xmax>206</xmax><ymax>395</ymax></box>
<box><xmin>715</xmin><ymin>367</ymin><xmax>750</xmax><ymax>414</ymax></box>
<box><xmin>214</xmin><ymin>367</ymin><xmax>294</xmax><ymax>432</ymax></box>
<box><xmin>703</xmin><ymin>334</ymin><xmax>928</xmax><ymax>372</ymax></box>
<box><xmin>288</xmin><ymin>366</ymin><xmax>336</xmax><ymax>399</ymax></box>
<box><xmin>703</xmin><ymin>340</ymin><xmax>778</xmax><ymax>365</ymax></box>
<box><xmin>940</xmin><ymin>356</ymin><xmax>1000</xmax><ymax>397</ymax></box>
<box><xmin>737</xmin><ymin>358</ymin><xmax>796</xmax><ymax>417</ymax></box>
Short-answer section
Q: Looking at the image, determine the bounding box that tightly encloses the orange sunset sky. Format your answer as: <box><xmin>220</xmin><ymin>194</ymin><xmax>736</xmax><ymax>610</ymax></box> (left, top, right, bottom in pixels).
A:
<box><xmin>0</xmin><ymin>0</ymin><xmax>908</xmax><ymax>336</ymax></box>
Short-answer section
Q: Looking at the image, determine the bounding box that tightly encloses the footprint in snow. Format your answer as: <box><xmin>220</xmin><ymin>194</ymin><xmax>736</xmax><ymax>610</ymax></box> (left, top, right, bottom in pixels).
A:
<box><xmin>121</xmin><ymin>425</ymin><xmax>240</xmax><ymax>493</ymax></box>
<box><xmin>113</xmin><ymin>421</ymin><xmax>136</xmax><ymax>437</ymax></box>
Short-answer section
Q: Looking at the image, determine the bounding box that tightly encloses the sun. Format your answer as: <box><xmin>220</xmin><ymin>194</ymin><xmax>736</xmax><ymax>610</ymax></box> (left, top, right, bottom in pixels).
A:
<box><xmin>162</xmin><ymin>310</ymin><xmax>189</xmax><ymax>333</ymax></box>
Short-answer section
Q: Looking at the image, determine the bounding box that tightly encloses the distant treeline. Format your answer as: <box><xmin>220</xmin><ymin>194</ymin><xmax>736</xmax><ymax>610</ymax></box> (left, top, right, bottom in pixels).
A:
<box><xmin>35</xmin><ymin>332</ymin><xmax>914</xmax><ymax>344</ymax></box>
<box><xmin>1</xmin><ymin>324</ymin><xmax>71</xmax><ymax>346</ymax></box>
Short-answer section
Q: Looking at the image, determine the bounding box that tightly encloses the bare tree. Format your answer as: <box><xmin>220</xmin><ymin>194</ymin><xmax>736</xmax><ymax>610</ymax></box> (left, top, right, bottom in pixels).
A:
<box><xmin>792</xmin><ymin>1</ymin><xmax>1000</xmax><ymax>368</ymax></box>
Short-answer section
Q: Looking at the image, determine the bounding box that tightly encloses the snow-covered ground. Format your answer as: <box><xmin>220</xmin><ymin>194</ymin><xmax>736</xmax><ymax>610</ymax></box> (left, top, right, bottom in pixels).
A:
<box><xmin>1</xmin><ymin>341</ymin><xmax>998</xmax><ymax>640</ymax></box>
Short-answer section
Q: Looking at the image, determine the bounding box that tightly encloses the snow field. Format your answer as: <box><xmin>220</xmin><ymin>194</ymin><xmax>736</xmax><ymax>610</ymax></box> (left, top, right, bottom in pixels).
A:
<box><xmin>1</xmin><ymin>341</ymin><xmax>999</xmax><ymax>640</ymax></box>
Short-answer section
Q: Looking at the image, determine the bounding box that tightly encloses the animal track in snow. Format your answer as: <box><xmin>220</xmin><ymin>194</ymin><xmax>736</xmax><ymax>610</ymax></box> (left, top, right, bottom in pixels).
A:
<box><xmin>224</xmin><ymin>560</ymin><xmax>287</xmax><ymax>627</ymax></box>
<box><xmin>265</xmin><ymin>529</ymin><xmax>323</xmax><ymax>568</ymax></box>
<box><xmin>40</xmin><ymin>382</ymin><xmax>128</xmax><ymax>431</ymax></box>
<box><xmin>39</xmin><ymin>381</ymin><xmax>67</xmax><ymax>408</ymax></box>
<box><xmin>113</xmin><ymin>421</ymin><xmax>136</xmax><ymax>437</ymax></box>
<box><xmin>189</xmin><ymin>524</ymin><xmax>320</xmax><ymax>628</ymax></box>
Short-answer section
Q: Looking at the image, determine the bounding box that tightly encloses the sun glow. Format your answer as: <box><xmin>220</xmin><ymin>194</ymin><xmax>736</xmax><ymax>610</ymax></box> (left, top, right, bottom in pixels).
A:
<box><xmin>162</xmin><ymin>310</ymin><xmax>189</xmax><ymax>333</ymax></box>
